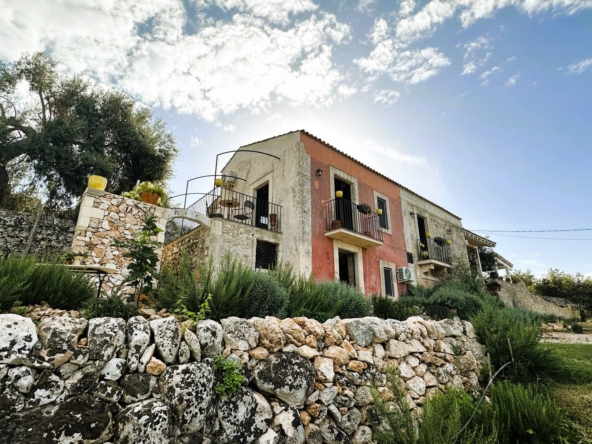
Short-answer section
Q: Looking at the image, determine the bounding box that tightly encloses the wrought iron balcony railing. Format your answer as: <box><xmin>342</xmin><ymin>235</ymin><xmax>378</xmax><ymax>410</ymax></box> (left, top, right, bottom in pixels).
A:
<box><xmin>417</xmin><ymin>238</ymin><xmax>451</xmax><ymax>264</ymax></box>
<box><xmin>323</xmin><ymin>198</ymin><xmax>383</xmax><ymax>242</ymax></box>
<box><xmin>188</xmin><ymin>187</ymin><xmax>282</xmax><ymax>233</ymax></box>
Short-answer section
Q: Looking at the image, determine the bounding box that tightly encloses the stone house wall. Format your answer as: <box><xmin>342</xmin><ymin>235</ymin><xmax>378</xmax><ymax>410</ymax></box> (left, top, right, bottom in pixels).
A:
<box><xmin>0</xmin><ymin>209</ymin><xmax>75</xmax><ymax>258</ymax></box>
<box><xmin>71</xmin><ymin>188</ymin><xmax>168</xmax><ymax>294</ymax></box>
<box><xmin>0</xmin><ymin>312</ymin><xmax>485</xmax><ymax>443</ymax></box>
<box><xmin>162</xmin><ymin>218</ymin><xmax>283</xmax><ymax>273</ymax></box>
<box><xmin>400</xmin><ymin>189</ymin><xmax>468</xmax><ymax>287</ymax></box>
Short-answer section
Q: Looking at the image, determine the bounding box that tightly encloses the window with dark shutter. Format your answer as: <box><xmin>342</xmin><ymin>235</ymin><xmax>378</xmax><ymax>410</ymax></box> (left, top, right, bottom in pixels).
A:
<box><xmin>377</xmin><ymin>197</ymin><xmax>388</xmax><ymax>230</ymax></box>
<box><xmin>384</xmin><ymin>267</ymin><xmax>394</xmax><ymax>297</ymax></box>
<box><xmin>255</xmin><ymin>241</ymin><xmax>277</xmax><ymax>269</ymax></box>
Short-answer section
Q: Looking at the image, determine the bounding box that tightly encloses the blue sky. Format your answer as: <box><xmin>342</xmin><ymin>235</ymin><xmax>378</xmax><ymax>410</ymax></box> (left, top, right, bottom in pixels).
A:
<box><xmin>1</xmin><ymin>0</ymin><xmax>591</xmax><ymax>276</ymax></box>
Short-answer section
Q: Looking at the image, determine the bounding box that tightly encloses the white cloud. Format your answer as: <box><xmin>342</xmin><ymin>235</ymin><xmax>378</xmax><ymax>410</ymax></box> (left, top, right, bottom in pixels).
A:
<box><xmin>194</xmin><ymin>0</ymin><xmax>318</xmax><ymax>24</ymax></box>
<box><xmin>355</xmin><ymin>20</ymin><xmax>450</xmax><ymax>85</ymax></box>
<box><xmin>356</xmin><ymin>0</ymin><xmax>592</xmax><ymax>87</ymax></box>
<box><xmin>190</xmin><ymin>137</ymin><xmax>203</xmax><ymax>148</ymax></box>
<box><xmin>389</xmin><ymin>48</ymin><xmax>451</xmax><ymax>84</ymax></box>
<box><xmin>505</xmin><ymin>73</ymin><xmax>519</xmax><ymax>86</ymax></box>
<box><xmin>223</xmin><ymin>124</ymin><xmax>236</xmax><ymax>132</ymax></box>
<box><xmin>0</xmin><ymin>0</ymin><xmax>351</xmax><ymax>121</ymax></box>
<box><xmin>480</xmin><ymin>66</ymin><xmax>501</xmax><ymax>79</ymax></box>
<box><xmin>374</xmin><ymin>89</ymin><xmax>400</xmax><ymax>106</ymax></box>
<box><xmin>356</xmin><ymin>0</ymin><xmax>376</xmax><ymax>13</ymax></box>
<box><xmin>566</xmin><ymin>57</ymin><xmax>592</xmax><ymax>75</ymax></box>
<box><xmin>461</xmin><ymin>36</ymin><xmax>492</xmax><ymax>75</ymax></box>
<box><xmin>398</xmin><ymin>0</ymin><xmax>417</xmax><ymax>17</ymax></box>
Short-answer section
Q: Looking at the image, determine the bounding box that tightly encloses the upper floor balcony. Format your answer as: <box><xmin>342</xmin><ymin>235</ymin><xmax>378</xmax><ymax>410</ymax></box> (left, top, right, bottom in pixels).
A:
<box><xmin>189</xmin><ymin>187</ymin><xmax>282</xmax><ymax>233</ymax></box>
<box><xmin>417</xmin><ymin>238</ymin><xmax>451</xmax><ymax>268</ymax></box>
<box><xmin>323</xmin><ymin>198</ymin><xmax>383</xmax><ymax>248</ymax></box>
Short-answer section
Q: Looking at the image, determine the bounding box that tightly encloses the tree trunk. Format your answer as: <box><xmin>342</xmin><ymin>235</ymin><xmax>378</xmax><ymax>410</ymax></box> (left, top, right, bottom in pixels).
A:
<box><xmin>0</xmin><ymin>164</ymin><xmax>8</xmax><ymax>206</ymax></box>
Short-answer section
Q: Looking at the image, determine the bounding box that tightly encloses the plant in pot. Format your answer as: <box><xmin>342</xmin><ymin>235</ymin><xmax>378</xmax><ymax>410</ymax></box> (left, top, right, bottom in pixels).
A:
<box><xmin>122</xmin><ymin>182</ymin><xmax>168</xmax><ymax>207</ymax></box>
<box><xmin>61</xmin><ymin>251</ymin><xmax>75</xmax><ymax>265</ymax></box>
<box><xmin>357</xmin><ymin>203</ymin><xmax>372</xmax><ymax>215</ymax></box>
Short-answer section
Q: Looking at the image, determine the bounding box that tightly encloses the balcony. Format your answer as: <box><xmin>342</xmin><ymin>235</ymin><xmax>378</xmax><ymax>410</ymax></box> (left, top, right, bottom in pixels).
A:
<box><xmin>416</xmin><ymin>238</ymin><xmax>452</xmax><ymax>269</ymax></box>
<box><xmin>188</xmin><ymin>187</ymin><xmax>282</xmax><ymax>233</ymax></box>
<box><xmin>323</xmin><ymin>198</ymin><xmax>383</xmax><ymax>248</ymax></box>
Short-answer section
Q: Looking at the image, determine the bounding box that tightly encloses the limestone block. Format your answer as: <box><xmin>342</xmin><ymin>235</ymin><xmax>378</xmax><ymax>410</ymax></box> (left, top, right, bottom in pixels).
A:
<box><xmin>218</xmin><ymin>387</ymin><xmax>272</xmax><ymax>443</ymax></box>
<box><xmin>0</xmin><ymin>314</ymin><xmax>38</xmax><ymax>365</ymax></box>
<box><xmin>150</xmin><ymin>317</ymin><xmax>182</xmax><ymax>364</ymax></box>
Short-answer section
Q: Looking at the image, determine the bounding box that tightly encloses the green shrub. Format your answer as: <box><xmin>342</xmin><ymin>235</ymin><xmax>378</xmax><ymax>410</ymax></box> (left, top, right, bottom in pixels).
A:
<box><xmin>370</xmin><ymin>367</ymin><xmax>417</xmax><ymax>444</ymax></box>
<box><xmin>206</xmin><ymin>256</ymin><xmax>254</xmax><ymax>321</ymax></box>
<box><xmin>25</xmin><ymin>262</ymin><xmax>96</xmax><ymax>310</ymax></box>
<box><xmin>0</xmin><ymin>255</ymin><xmax>95</xmax><ymax>311</ymax></box>
<box><xmin>321</xmin><ymin>280</ymin><xmax>372</xmax><ymax>319</ymax></box>
<box><xmin>245</xmin><ymin>271</ymin><xmax>289</xmax><ymax>319</ymax></box>
<box><xmin>213</xmin><ymin>355</ymin><xmax>245</xmax><ymax>397</ymax></box>
<box><xmin>83</xmin><ymin>294</ymin><xmax>138</xmax><ymax>320</ymax></box>
<box><xmin>286</xmin><ymin>275</ymin><xmax>339</xmax><ymax>322</ymax></box>
<box><xmin>571</xmin><ymin>323</ymin><xmax>584</xmax><ymax>334</ymax></box>
<box><xmin>428</xmin><ymin>286</ymin><xmax>486</xmax><ymax>320</ymax></box>
<box><xmin>154</xmin><ymin>253</ymin><xmax>207</xmax><ymax>312</ymax></box>
<box><xmin>0</xmin><ymin>255</ymin><xmax>34</xmax><ymax>312</ymax></box>
<box><xmin>471</xmin><ymin>305</ymin><xmax>561</xmax><ymax>382</ymax></box>
<box><xmin>419</xmin><ymin>389</ymin><xmax>497</xmax><ymax>444</ymax></box>
<box><xmin>372</xmin><ymin>295</ymin><xmax>420</xmax><ymax>320</ymax></box>
<box><xmin>491</xmin><ymin>381</ymin><xmax>566</xmax><ymax>443</ymax></box>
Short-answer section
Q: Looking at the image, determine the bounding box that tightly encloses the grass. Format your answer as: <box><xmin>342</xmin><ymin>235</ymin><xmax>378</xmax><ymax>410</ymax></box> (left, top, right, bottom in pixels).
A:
<box><xmin>543</xmin><ymin>343</ymin><xmax>592</xmax><ymax>441</ymax></box>
<box><xmin>542</xmin><ymin>343</ymin><xmax>592</xmax><ymax>384</ymax></box>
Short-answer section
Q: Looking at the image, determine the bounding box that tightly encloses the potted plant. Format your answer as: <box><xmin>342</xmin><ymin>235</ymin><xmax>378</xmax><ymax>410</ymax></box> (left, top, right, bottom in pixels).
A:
<box><xmin>357</xmin><ymin>203</ymin><xmax>372</xmax><ymax>214</ymax></box>
<box><xmin>74</xmin><ymin>251</ymin><xmax>90</xmax><ymax>265</ymax></box>
<box><xmin>61</xmin><ymin>251</ymin><xmax>75</xmax><ymax>265</ymax></box>
<box><xmin>122</xmin><ymin>182</ymin><xmax>168</xmax><ymax>207</ymax></box>
<box><xmin>331</xmin><ymin>219</ymin><xmax>342</xmax><ymax>229</ymax></box>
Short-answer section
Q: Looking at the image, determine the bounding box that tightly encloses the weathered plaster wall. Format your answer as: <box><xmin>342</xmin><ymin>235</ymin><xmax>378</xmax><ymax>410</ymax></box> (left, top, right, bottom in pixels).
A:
<box><xmin>497</xmin><ymin>281</ymin><xmax>573</xmax><ymax>318</ymax></box>
<box><xmin>0</xmin><ymin>209</ymin><xmax>75</xmax><ymax>258</ymax></box>
<box><xmin>400</xmin><ymin>189</ymin><xmax>468</xmax><ymax>287</ymax></box>
<box><xmin>162</xmin><ymin>218</ymin><xmax>283</xmax><ymax>273</ymax></box>
<box><xmin>222</xmin><ymin>132</ymin><xmax>312</xmax><ymax>275</ymax></box>
<box><xmin>302</xmin><ymin>133</ymin><xmax>409</xmax><ymax>297</ymax></box>
<box><xmin>0</xmin><ymin>312</ymin><xmax>485</xmax><ymax>444</ymax></box>
<box><xmin>71</xmin><ymin>188</ymin><xmax>168</xmax><ymax>293</ymax></box>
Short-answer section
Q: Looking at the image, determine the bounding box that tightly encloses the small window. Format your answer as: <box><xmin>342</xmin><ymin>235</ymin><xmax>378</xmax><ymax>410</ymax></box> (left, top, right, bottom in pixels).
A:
<box><xmin>407</xmin><ymin>252</ymin><xmax>414</xmax><ymax>264</ymax></box>
<box><xmin>377</xmin><ymin>197</ymin><xmax>388</xmax><ymax>230</ymax></box>
<box><xmin>384</xmin><ymin>267</ymin><xmax>394</xmax><ymax>297</ymax></box>
<box><xmin>255</xmin><ymin>240</ymin><xmax>277</xmax><ymax>270</ymax></box>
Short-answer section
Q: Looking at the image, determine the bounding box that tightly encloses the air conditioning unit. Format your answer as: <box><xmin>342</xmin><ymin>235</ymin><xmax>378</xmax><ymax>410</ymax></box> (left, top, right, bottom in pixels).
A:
<box><xmin>397</xmin><ymin>267</ymin><xmax>414</xmax><ymax>283</ymax></box>
<box><xmin>221</xmin><ymin>171</ymin><xmax>236</xmax><ymax>188</ymax></box>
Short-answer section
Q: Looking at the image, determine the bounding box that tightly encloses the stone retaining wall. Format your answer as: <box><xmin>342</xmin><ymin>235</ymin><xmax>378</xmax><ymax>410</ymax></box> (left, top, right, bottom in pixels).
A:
<box><xmin>0</xmin><ymin>313</ymin><xmax>485</xmax><ymax>444</ymax></box>
<box><xmin>497</xmin><ymin>280</ymin><xmax>573</xmax><ymax>318</ymax></box>
<box><xmin>0</xmin><ymin>209</ymin><xmax>75</xmax><ymax>258</ymax></box>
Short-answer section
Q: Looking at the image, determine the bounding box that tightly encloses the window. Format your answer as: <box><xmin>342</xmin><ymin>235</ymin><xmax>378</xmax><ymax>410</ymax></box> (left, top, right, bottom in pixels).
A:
<box><xmin>255</xmin><ymin>241</ymin><xmax>277</xmax><ymax>269</ymax></box>
<box><xmin>383</xmin><ymin>267</ymin><xmax>394</xmax><ymax>297</ymax></box>
<box><xmin>377</xmin><ymin>197</ymin><xmax>388</xmax><ymax>230</ymax></box>
<box><xmin>407</xmin><ymin>252</ymin><xmax>414</xmax><ymax>264</ymax></box>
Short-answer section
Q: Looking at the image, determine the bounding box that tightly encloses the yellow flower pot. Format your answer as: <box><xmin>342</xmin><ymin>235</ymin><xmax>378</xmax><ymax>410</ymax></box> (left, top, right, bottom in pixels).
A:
<box><xmin>376</xmin><ymin>209</ymin><xmax>383</xmax><ymax>215</ymax></box>
<box><xmin>426</xmin><ymin>232</ymin><xmax>431</xmax><ymax>238</ymax></box>
<box><xmin>446</xmin><ymin>239</ymin><xmax>452</xmax><ymax>245</ymax></box>
<box><xmin>335</xmin><ymin>190</ymin><xmax>343</xmax><ymax>198</ymax></box>
<box><xmin>88</xmin><ymin>175</ymin><xmax>107</xmax><ymax>190</ymax></box>
<box><xmin>214</xmin><ymin>178</ymin><xmax>224</xmax><ymax>187</ymax></box>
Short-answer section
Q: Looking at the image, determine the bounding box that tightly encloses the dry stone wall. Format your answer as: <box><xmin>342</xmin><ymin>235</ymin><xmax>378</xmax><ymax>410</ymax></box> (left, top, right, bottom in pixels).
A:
<box><xmin>0</xmin><ymin>209</ymin><xmax>75</xmax><ymax>258</ymax></box>
<box><xmin>0</xmin><ymin>312</ymin><xmax>486</xmax><ymax>444</ymax></box>
<box><xmin>497</xmin><ymin>280</ymin><xmax>573</xmax><ymax>318</ymax></box>
<box><xmin>71</xmin><ymin>188</ymin><xmax>168</xmax><ymax>294</ymax></box>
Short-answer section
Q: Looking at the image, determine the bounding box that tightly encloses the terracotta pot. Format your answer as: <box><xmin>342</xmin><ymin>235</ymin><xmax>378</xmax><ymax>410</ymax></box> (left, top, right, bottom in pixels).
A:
<box><xmin>140</xmin><ymin>191</ymin><xmax>159</xmax><ymax>205</ymax></box>
<box><xmin>269</xmin><ymin>213</ymin><xmax>277</xmax><ymax>226</ymax></box>
<box><xmin>364</xmin><ymin>231</ymin><xmax>372</xmax><ymax>237</ymax></box>
<box><xmin>331</xmin><ymin>220</ymin><xmax>342</xmax><ymax>229</ymax></box>
<box><xmin>64</xmin><ymin>260</ymin><xmax>73</xmax><ymax>265</ymax></box>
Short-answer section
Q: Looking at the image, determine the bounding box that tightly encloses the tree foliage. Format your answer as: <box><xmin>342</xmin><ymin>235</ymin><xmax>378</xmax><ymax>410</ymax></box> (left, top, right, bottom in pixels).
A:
<box><xmin>0</xmin><ymin>52</ymin><xmax>177</xmax><ymax>208</ymax></box>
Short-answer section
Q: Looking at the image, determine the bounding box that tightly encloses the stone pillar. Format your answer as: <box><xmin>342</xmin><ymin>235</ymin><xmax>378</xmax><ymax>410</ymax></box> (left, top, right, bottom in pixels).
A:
<box><xmin>72</xmin><ymin>188</ymin><xmax>168</xmax><ymax>294</ymax></box>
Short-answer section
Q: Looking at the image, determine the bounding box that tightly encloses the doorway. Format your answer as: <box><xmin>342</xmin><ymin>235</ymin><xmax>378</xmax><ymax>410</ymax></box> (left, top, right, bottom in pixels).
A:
<box><xmin>334</xmin><ymin>178</ymin><xmax>354</xmax><ymax>230</ymax></box>
<box><xmin>417</xmin><ymin>215</ymin><xmax>428</xmax><ymax>259</ymax></box>
<box><xmin>255</xmin><ymin>183</ymin><xmax>269</xmax><ymax>229</ymax></box>
<box><xmin>338</xmin><ymin>250</ymin><xmax>356</xmax><ymax>287</ymax></box>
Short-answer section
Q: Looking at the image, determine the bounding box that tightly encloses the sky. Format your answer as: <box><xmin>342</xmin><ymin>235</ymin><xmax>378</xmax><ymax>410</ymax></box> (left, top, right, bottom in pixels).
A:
<box><xmin>1</xmin><ymin>0</ymin><xmax>591</xmax><ymax>277</ymax></box>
